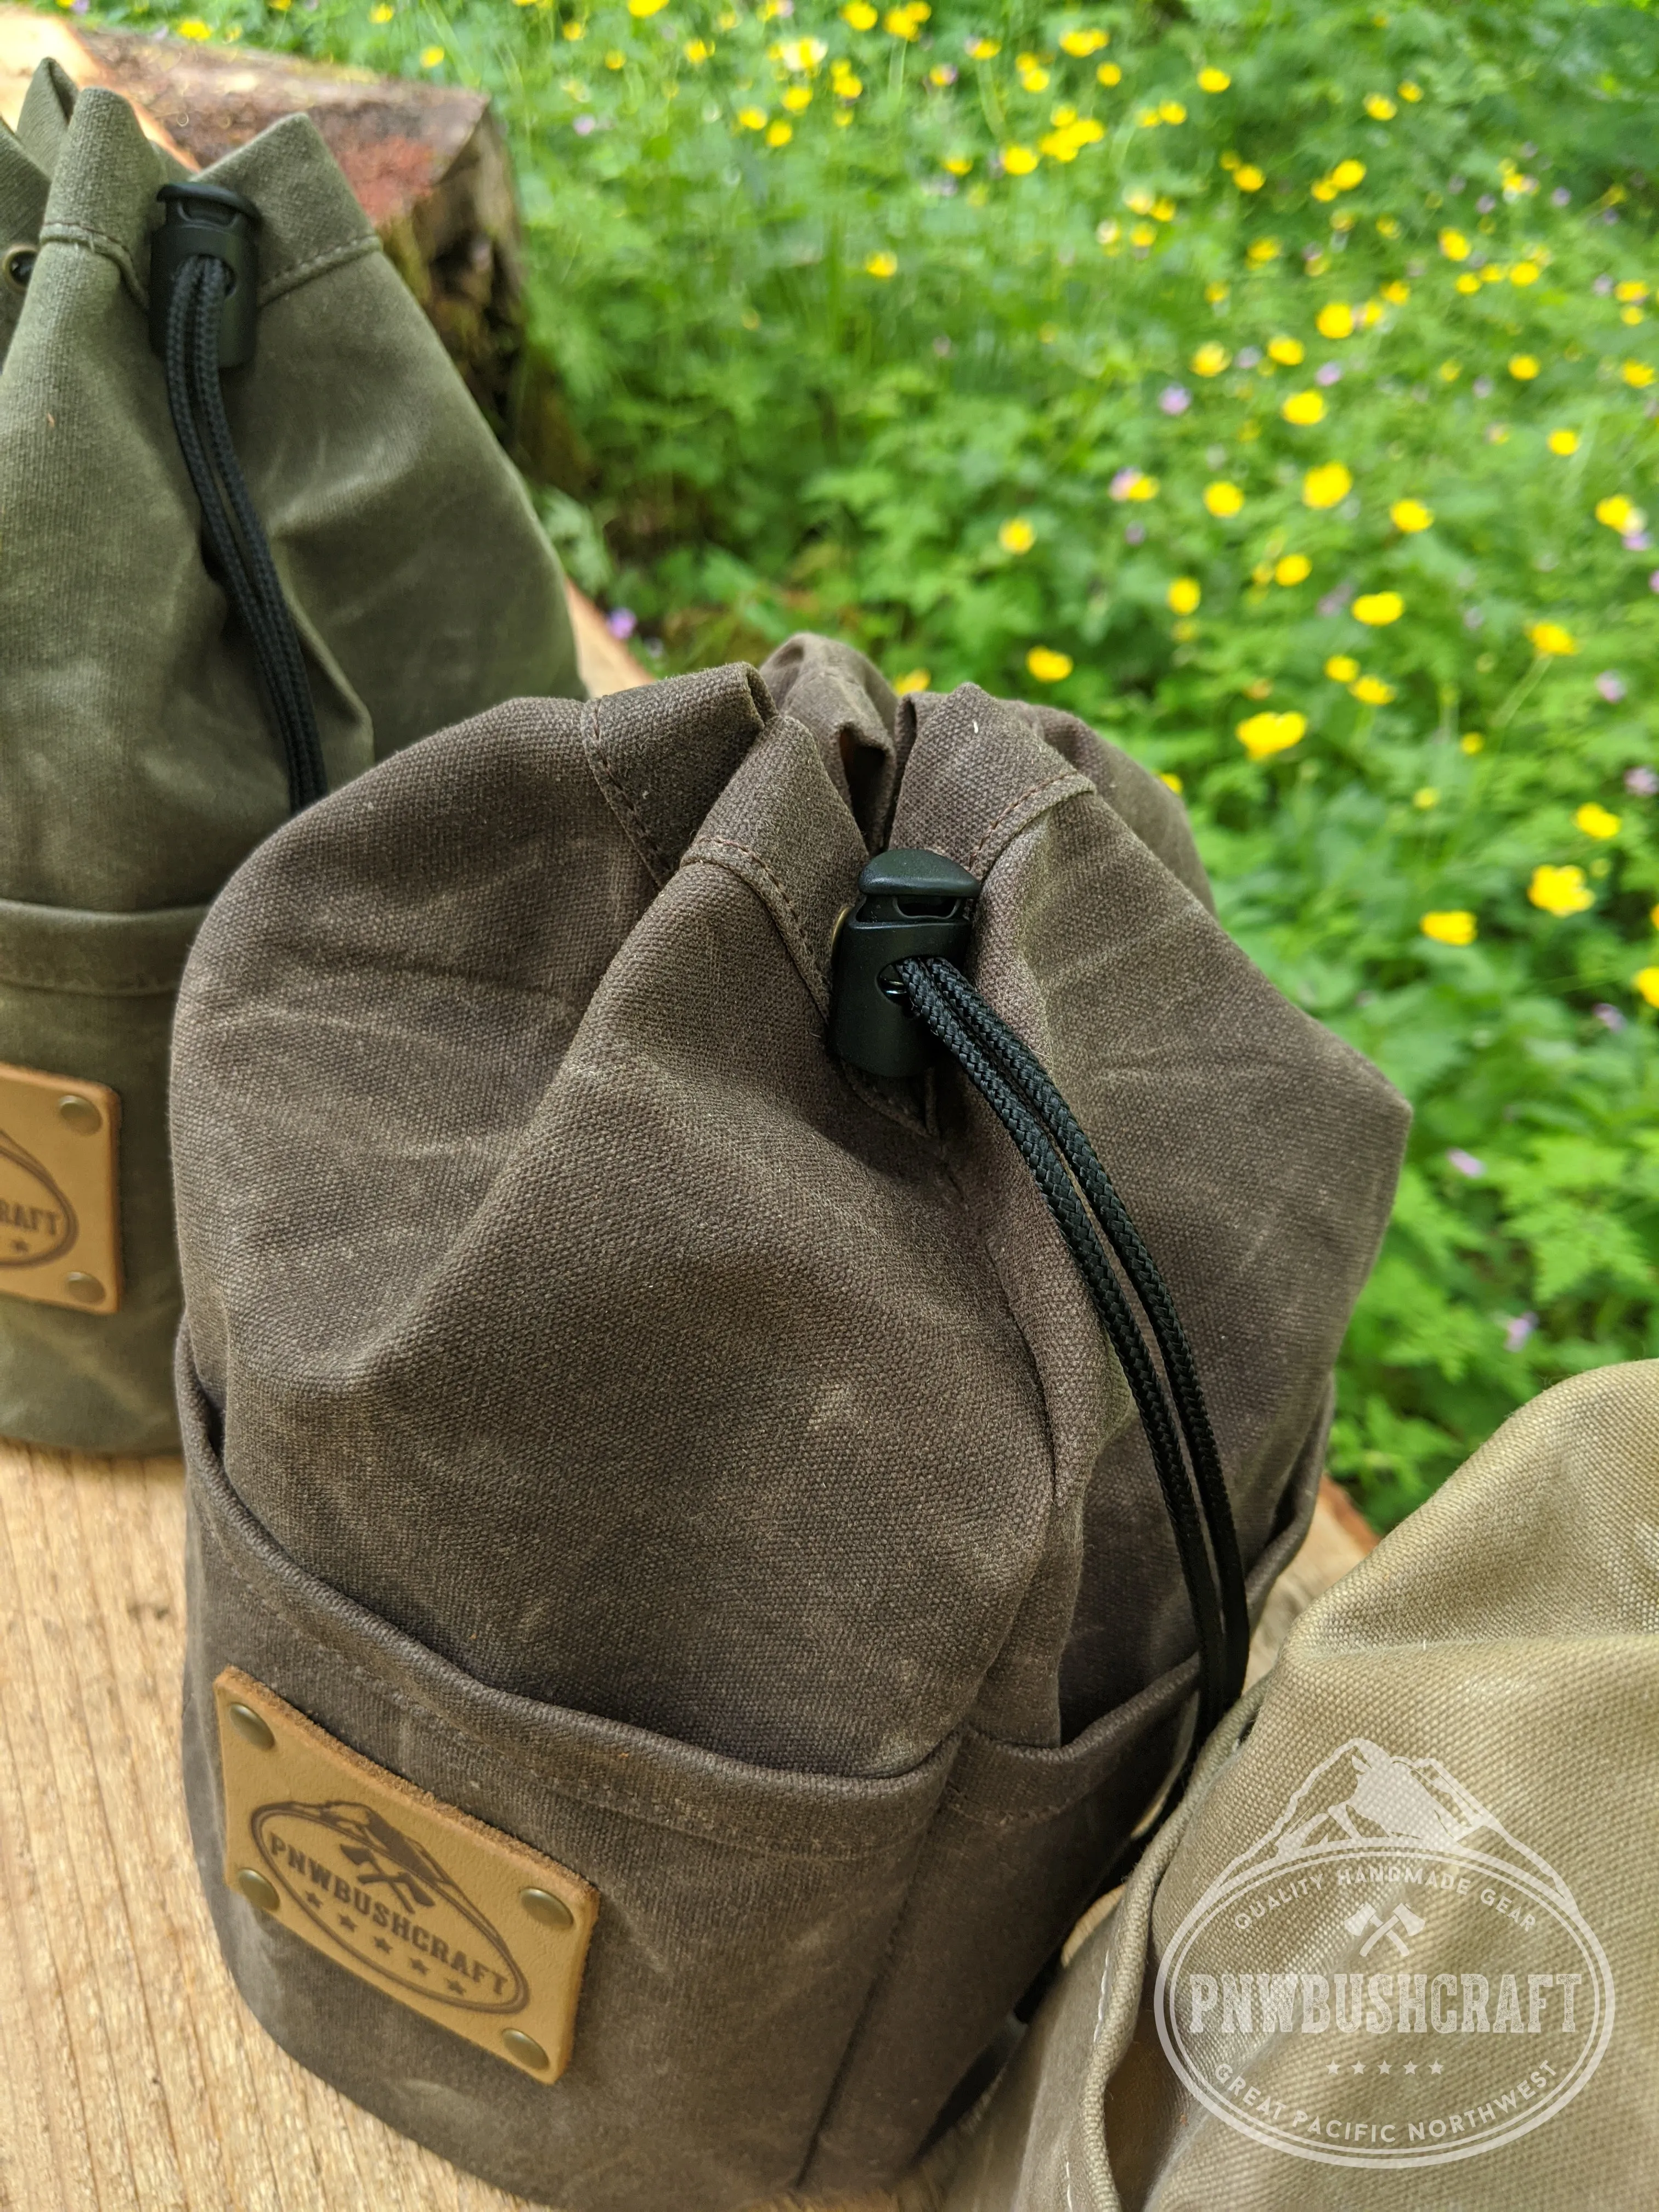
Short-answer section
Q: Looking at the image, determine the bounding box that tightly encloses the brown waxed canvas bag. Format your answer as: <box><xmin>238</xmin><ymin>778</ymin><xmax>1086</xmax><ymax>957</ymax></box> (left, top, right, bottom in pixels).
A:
<box><xmin>171</xmin><ymin>635</ymin><xmax>1408</xmax><ymax>2210</ymax></box>
<box><xmin>917</xmin><ymin>1358</ymin><xmax>1659</xmax><ymax>2212</ymax></box>
<box><xmin>0</xmin><ymin>60</ymin><xmax>581</xmax><ymax>1455</ymax></box>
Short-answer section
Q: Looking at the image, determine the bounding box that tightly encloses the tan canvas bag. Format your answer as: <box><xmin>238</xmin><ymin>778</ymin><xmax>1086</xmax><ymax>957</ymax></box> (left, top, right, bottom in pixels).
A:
<box><xmin>921</xmin><ymin>1359</ymin><xmax>1659</xmax><ymax>2210</ymax></box>
<box><xmin>171</xmin><ymin>638</ymin><xmax>1407</xmax><ymax>2209</ymax></box>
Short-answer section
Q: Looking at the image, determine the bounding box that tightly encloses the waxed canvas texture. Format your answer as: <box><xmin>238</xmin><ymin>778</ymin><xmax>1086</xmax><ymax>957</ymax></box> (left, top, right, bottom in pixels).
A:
<box><xmin>0</xmin><ymin>60</ymin><xmax>581</xmax><ymax>1453</ymax></box>
<box><xmin>173</xmin><ymin>637</ymin><xmax>1408</xmax><ymax>2209</ymax></box>
<box><xmin>924</xmin><ymin>1359</ymin><xmax>1659</xmax><ymax>2212</ymax></box>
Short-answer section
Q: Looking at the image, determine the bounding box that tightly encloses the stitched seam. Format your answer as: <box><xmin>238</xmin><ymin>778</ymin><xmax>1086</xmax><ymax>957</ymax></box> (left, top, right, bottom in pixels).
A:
<box><xmin>198</xmin><ymin>1482</ymin><xmax>941</xmax><ymax>1863</ymax></box>
<box><xmin>686</xmin><ymin>833</ymin><xmax>829</xmax><ymax>999</ymax></box>
<box><xmin>581</xmin><ymin>696</ymin><xmax>673</xmax><ymax>885</ymax></box>
<box><xmin>966</xmin><ymin>768</ymin><xmax>1091</xmax><ymax>878</ymax></box>
<box><xmin>40</xmin><ymin>219</ymin><xmax>145</xmax><ymax>302</ymax></box>
<box><xmin>257</xmin><ymin>234</ymin><xmax>379</xmax><ymax>306</ymax></box>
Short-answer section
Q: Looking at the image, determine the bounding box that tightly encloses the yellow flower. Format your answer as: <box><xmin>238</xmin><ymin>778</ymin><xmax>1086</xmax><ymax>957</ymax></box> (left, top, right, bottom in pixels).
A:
<box><xmin>369</xmin><ymin>3</ymin><xmax>394</xmax><ymax>20</ymax></box>
<box><xmin>1616</xmin><ymin>280</ymin><xmax>1649</xmax><ymax>302</ymax></box>
<box><xmin>419</xmin><ymin>42</ymin><xmax>444</xmax><ymax>66</ymax></box>
<box><xmin>1391</xmin><ymin>498</ymin><xmax>1433</xmax><ymax>533</ymax></box>
<box><xmin>836</xmin><ymin>71</ymin><xmax>864</xmax><ymax>97</ymax></box>
<box><xmin>1331</xmin><ymin>158</ymin><xmax>1366</xmax><ymax>191</ymax></box>
<box><xmin>1509</xmin><ymin>354</ymin><xmax>1540</xmax><ymax>381</ymax></box>
<box><xmin>1150</xmin><ymin>194</ymin><xmax>1175</xmax><ymax>219</ymax></box>
<box><xmin>1274</xmin><ymin>554</ymin><xmax>1311</xmax><ymax>585</ymax></box>
<box><xmin>1439</xmin><ymin>228</ymin><xmax>1470</xmax><ymax>261</ymax></box>
<box><xmin>1383</xmin><ymin>279</ymin><xmax>1410</xmax><ymax>303</ymax></box>
<box><xmin>1398</xmin><ymin>80</ymin><xmax>1423</xmax><ymax>101</ymax></box>
<box><xmin>1412</xmin><ymin>786</ymin><xmax>1438</xmax><ymax>808</ymax></box>
<box><xmin>1377</xmin><ymin>217</ymin><xmax>1401</xmax><ymax>239</ymax></box>
<box><xmin>1455</xmin><ymin>273</ymin><xmax>1481</xmax><ymax>295</ymax></box>
<box><xmin>1126</xmin><ymin>474</ymin><xmax>1159</xmax><ymax>501</ymax></box>
<box><xmin>1191</xmin><ymin>341</ymin><xmax>1231</xmax><ymax>377</ymax></box>
<box><xmin>1003</xmin><ymin>145</ymin><xmax>1040</xmax><ymax>175</ymax></box>
<box><xmin>1527</xmin><ymin>620</ymin><xmax>1576</xmax><ymax>656</ymax></box>
<box><xmin>1312</xmin><ymin>178</ymin><xmax>1339</xmax><ymax>204</ymax></box>
<box><xmin>1158</xmin><ymin>770</ymin><xmax>1184</xmax><ymax>792</ymax></box>
<box><xmin>1236</xmin><ymin>710</ymin><xmax>1306</xmax><ymax>760</ymax></box>
<box><xmin>1316</xmin><ymin>301</ymin><xmax>1354</xmax><ymax>341</ymax></box>
<box><xmin>1234</xmin><ymin>164</ymin><xmax>1265</xmax><ymax>192</ymax></box>
<box><xmin>782</xmin><ymin>86</ymin><xmax>812</xmax><ymax>111</ymax></box>
<box><xmin>1267</xmin><ymin>335</ymin><xmax>1304</xmax><ymax>366</ymax></box>
<box><xmin>1421</xmin><ymin>911</ymin><xmax>1477</xmax><ymax>946</ymax></box>
<box><xmin>1130</xmin><ymin>222</ymin><xmax>1157</xmax><ymax>247</ymax></box>
<box><xmin>737</xmin><ymin>107</ymin><xmax>768</xmax><ymax>129</ymax></box>
<box><xmin>999</xmin><ymin>518</ymin><xmax>1036</xmax><ymax>554</ymax></box>
<box><xmin>1303</xmin><ymin>462</ymin><xmax>1353</xmax><ymax>509</ymax></box>
<box><xmin>944</xmin><ymin>155</ymin><xmax>972</xmax><ymax>176</ymax></box>
<box><xmin>1638</xmin><ymin>967</ymin><xmax>1659</xmax><ymax>1008</ymax></box>
<box><xmin>1352</xmin><ymin>591</ymin><xmax>1404</xmax><ymax>625</ymax></box>
<box><xmin>1623</xmin><ymin>306</ymin><xmax>1646</xmax><ymax>327</ymax></box>
<box><xmin>1623</xmin><ymin>360</ymin><xmax>1656</xmax><ymax>388</ymax></box>
<box><xmin>1197</xmin><ymin>66</ymin><xmax>1230</xmax><ymax>92</ymax></box>
<box><xmin>1576</xmin><ymin>802</ymin><xmax>1622</xmax><ymax>839</ymax></box>
<box><xmin>766</xmin><ymin>121</ymin><xmax>793</xmax><ymax>146</ymax></box>
<box><xmin>1027</xmin><ymin>647</ymin><xmax>1074</xmax><ymax>683</ymax></box>
<box><xmin>1438</xmin><ymin>360</ymin><xmax>1462</xmax><ymax>381</ymax></box>
<box><xmin>1511</xmin><ymin>261</ymin><xmax>1540</xmax><ymax>287</ymax></box>
<box><xmin>1364</xmin><ymin>93</ymin><xmax>1396</xmax><ymax>120</ymax></box>
<box><xmin>1020</xmin><ymin>63</ymin><xmax>1051</xmax><ymax>89</ymax></box>
<box><xmin>865</xmin><ymin>251</ymin><xmax>898</xmax><ymax>278</ymax></box>
<box><xmin>1205</xmin><ymin>281</ymin><xmax>1230</xmax><ymax>302</ymax></box>
<box><xmin>685</xmin><ymin>36</ymin><xmax>713</xmax><ymax>60</ymax></box>
<box><xmin>843</xmin><ymin>0</ymin><xmax>878</xmax><ymax>22</ymax></box>
<box><xmin>1060</xmin><ymin>29</ymin><xmax>1109</xmax><ymax>56</ymax></box>
<box><xmin>606</xmin><ymin>50</ymin><xmax>627</xmax><ymax>69</ymax></box>
<box><xmin>1528</xmin><ymin>864</ymin><xmax>1594</xmax><ymax>917</ymax></box>
<box><xmin>1159</xmin><ymin>101</ymin><xmax>1187</xmax><ymax>125</ymax></box>
<box><xmin>1097</xmin><ymin>61</ymin><xmax>1121</xmax><ymax>86</ymax></box>
<box><xmin>966</xmin><ymin>33</ymin><xmax>999</xmax><ymax>57</ymax></box>
<box><xmin>1352</xmin><ymin>675</ymin><xmax>1396</xmax><ymax>704</ymax></box>
<box><xmin>1203</xmin><ymin>479</ymin><xmax>1245</xmax><ymax>517</ymax></box>
<box><xmin>628</xmin><ymin>0</ymin><xmax>668</xmax><ymax>13</ymax></box>
<box><xmin>1547</xmin><ymin>428</ymin><xmax>1578</xmax><ymax>456</ymax></box>
<box><xmin>1596</xmin><ymin>493</ymin><xmax>1646</xmax><ymax>533</ymax></box>
<box><xmin>1282</xmin><ymin>390</ymin><xmax>1325</xmax><ymax>425</ymax></box>
<box><xmin>1167</xmin><ymin>577</ymin><xmax>1201</xmax><ymax>614</ymax></box>
<box><xmin>894</xmin><ymin>669</ymin><xmax>930</xmax><ymax>695</ymax></box>
<box><xmin>177</xmin><ymin>16</ymin><xmax>212</xmax><ymax>37</ymax></box>
<box><xmin>1461</xmin><ymin>732</ymin><xmax>1485</xmax><ymax>754</ymax></box>
<box><xmin>1324</xmin><ymin>654</ymin><xmax>1359</xmax><ymax>682</ymax></box>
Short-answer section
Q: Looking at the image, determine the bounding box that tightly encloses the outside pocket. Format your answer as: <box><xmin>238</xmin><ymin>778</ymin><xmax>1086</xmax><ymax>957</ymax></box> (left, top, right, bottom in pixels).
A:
<box><xmin>179</xmin><ymin>1344</ymin><xmax>958</xmax><ymax>2212</ymax></box>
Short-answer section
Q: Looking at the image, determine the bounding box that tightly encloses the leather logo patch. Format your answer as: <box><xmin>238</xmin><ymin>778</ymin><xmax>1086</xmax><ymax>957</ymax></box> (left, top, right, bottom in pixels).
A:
<box><xmin>0</xmin><ymin>1059</ymin><xmax>121</xmax><ymax>1313</ymax></box>
<box><xmin>215</xmin><ymin>1668</ymin><xmax>597</xmax><ymax>2081</ymax></box>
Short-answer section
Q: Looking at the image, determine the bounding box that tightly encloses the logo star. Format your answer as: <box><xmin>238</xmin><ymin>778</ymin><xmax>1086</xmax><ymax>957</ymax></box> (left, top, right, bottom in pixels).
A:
<box><xmin>445</xmin><ymin>1977</ymin><xmax>465</xmax><ymax>1995</ymax></box>
<box><xmin>1379</xmin><ymin>2062</ymin><xmax>1392</xmax><ymax>2075</ymax></box>
<box><xmin>337</xmin><ymin>1914</ymin><xmax>356</xmax><ymax>1932</ymax></box>
<box><xmin>1430</xmin><ymin>2061</ymin><xmax>1444</xmax><ymax>2074</ymax></box>
<box><xmin>1404</xmin><ymin>2062</ymin><xmax>1418</xmax><ymax>2075</ymax></box>
<box><xmin>373</xmin><ymin>1936</ymin><xmax>392</xmax><ymax>1953</ymax></box>
<box><xmin>1352</xmin><ymin>2062</ymin><xmax>1365</xmax><ymax>2074</ymax></box>
<box><xmin>304</xmin><ymin>1891</ymin><xmax>321</xmax><ymax>1909</ymax></box>
<box><xmin>409</xmin><ymin>1957</ymin><xmax>429</xmax><ymax>1974</ymax></box>
<box><xmin>1327</xmin><ymin>2061</ymin><xmax>1339</xmax><ymax>2075</ymax></box>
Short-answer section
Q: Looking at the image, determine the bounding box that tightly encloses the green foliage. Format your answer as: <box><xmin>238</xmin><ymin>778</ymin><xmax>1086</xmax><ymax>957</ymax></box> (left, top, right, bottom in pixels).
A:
<box><xmin>67</xmin><ymin>0</ymin><xmax>1659</xmax><ymax>1521</ymax></box>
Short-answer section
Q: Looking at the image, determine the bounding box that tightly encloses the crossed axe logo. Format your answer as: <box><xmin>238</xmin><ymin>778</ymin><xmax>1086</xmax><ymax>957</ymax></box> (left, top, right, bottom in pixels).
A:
<box><xmin>1344</xmin><ymin>1900</ymin><xmax>1428</xmax><ymax>1959</ymax></box>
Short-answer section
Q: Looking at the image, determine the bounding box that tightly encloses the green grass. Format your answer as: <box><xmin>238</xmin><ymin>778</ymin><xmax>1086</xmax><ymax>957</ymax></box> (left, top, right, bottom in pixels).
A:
<box><xmin>59</xmin><ymin>0</ymin><xmax>1659</xmax><ymax>1523</ymax></box>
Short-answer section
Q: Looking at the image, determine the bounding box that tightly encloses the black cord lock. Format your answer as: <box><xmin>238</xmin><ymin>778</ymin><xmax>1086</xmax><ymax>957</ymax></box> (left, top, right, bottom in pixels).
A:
<box><xmin>148</xmin><ymin>183</ymin><xmax>261</xmax><ymax>369</ymax></box>
<box><xmin>829</xmin><ymin>849</ymin><xmax>979</xmax><ymax>1079</ymax></box>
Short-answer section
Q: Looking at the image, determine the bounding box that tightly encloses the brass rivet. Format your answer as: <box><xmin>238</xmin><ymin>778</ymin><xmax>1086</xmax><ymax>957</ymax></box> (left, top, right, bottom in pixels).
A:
<box><xmin>235</xmin><ymin>1867</ymin><xmax>280</xmax><ymax>1914</ymax></box>
<box><xmin>501</xmin><ymin>2029</ymin><xmax>550</xmax><ymax>2070</ymax></box>
<box><xmin>227</xmin><ymin>1702</ymin><xmax>275</xmax><ymax>1751</ymax></box>
<box><xmin>63</xmin><ymin>1273</ymin><xmax>104</xmax><ymax>1306</ymax></box>
<box><xmin>519</xmin><ymin>1886</ymin><xmax>574</xmax><ymax>1932</ymax></box>
<box><xmin>57</xmin><ymin>1093</ymin><xmax>101</xmax><ymax>1135</ymax></box>
<box><xmin>1</xmin><ymin>243</ymin><xmax>34</xmax><ymax>294</ymax></box>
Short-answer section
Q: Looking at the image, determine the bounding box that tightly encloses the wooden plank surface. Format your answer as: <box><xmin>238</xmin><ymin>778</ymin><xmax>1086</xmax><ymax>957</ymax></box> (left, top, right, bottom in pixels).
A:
<box><xmin>0</xmin><ymin>1429</ymin><xmax>1369</xmax><ymax>2212</ymax></box>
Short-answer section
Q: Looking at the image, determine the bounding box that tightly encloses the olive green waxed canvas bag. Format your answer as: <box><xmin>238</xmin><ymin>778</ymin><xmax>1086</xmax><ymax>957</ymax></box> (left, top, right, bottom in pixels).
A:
<box><xmin>0</xmin><ymin>60</ymin><xmax>581</xmax><ymax>1454</ymax></box>
<box><xmin>171</xmin><ymin>637</ymin><xmax>1407</xmax><ymax>2211</ymax></box>
<box><xmin>919</xmin><ymin>1359</ymin><xmax>1659</xmax><ymax>2212</ymax></box>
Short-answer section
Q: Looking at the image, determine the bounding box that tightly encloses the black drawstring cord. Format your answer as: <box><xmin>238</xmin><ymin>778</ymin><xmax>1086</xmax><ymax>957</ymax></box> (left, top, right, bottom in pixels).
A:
<box><xmin>919</xmin><ymin>958</ymin><xmax>1252</xmax><ymax>1705</ymax></box>
<box><xmin>161</xmin><ymin>252</ymin><xmax>327</xmax><ymax>813</ymax></box>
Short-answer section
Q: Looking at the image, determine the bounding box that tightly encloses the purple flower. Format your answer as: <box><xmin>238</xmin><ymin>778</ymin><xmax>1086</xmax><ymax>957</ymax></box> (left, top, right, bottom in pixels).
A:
<box><xmin>1476</xmin><ymin>194</ymin><xmax>1496</xmax><ymax>215</ymax></box>
<box><xmin>1124</xmin><ymin>521</ymin><xmax>1147</xmax><ymax>545</ymax></box>
<box><xmin>1317</xmin><ymin>581</ymin><xmax>1355</xmax><ymax>617</ymax></box>
<box><xmin>1472</xmin><ymin>376</ymin><xmax>1493</xmax><ymax>398</ymax></box>
<box><xmin>1447</xmin><ymin>1148</ymin><xmax>1486</xmax><ymax>1178</ymax></box>
<box><xmin>933</xmin><ymin>334</ymin><xmax>952</xmax><ymax>357</ymax></box>
<box><xmin>1236</xmin><ymin>346</ymin><xmax>1262</xmax><ymax>368</ymax></box>
<box><xmin>1109</xmin><ymin>466</ymin><xmax>1143</xmax><ymax>499</ymax></box>
<box><xmin>1625</xmin><ymin>764</ymin><xmax>1659</xmax><ymax>795</ymax></box>
<box><xmin>1597</xmin><ymin>671</ymin><xmax>1628</xmax><ymax>702</ymax></box>
<box><xmin>1627</xmin><ymin>531</ymin><xmax>1654</xmax><ymax>552</ymax></box>
<box><xmin>606</xmin><ymin>606</ymin><xmax>638</xmax><ymax>640</ymax></box>
<box><xmin>1448</xmin><ymin>176</ymin><xmax>1465</xmax><ymax>195</ymax></box>
<box><xmin>1504</xmin><ymin>1312</ymin><xmax>1538</xmax><ymax>1352</ymax></box>
<box><xmin>70</xmin><ymin>0</ymin><xmax>87</xmax><ymax>11</ymax></box>
<box><xmin>1551</xmin><ymin>186</ymin><xmax>1572</xmax><ymax>208</ymax></box>
<box><xmin>573</xmin><ymin>114</ymin><xmax>597</xmax><ymax>136</ymax></box>
<box><xmin>1159</xmin><ymin>384</ymin><xmax>1192</xmax><ymax>415</ymax></box>
<box><xmin>933</xmin><ymin>61</ymin><xmax>957</xmax><ymax>83</ymax></box>
<box><xmin>1594</xmin><ymin>274</ymin><xmax>1614</xmax><ymax>295</ymax></box>
<box><xmin>1593</xmin><ymin>1002</ymin><xmax>1628</xmax><ymax>1031</ymax></box>
<box><xmin>1463</xmin><ymin>607</ymin><xmax>1485</xmax><ymax>630</ymax></box>
<box><xmin>1314</xmin><ymin>361</ymin><xmax>1342</xmax><ymax>386</ymax></box>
